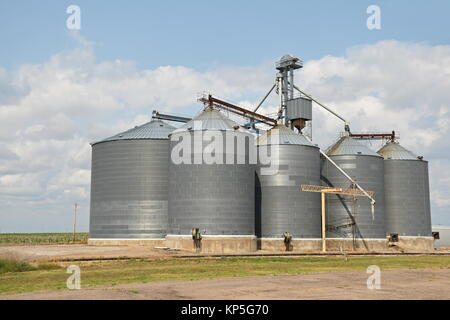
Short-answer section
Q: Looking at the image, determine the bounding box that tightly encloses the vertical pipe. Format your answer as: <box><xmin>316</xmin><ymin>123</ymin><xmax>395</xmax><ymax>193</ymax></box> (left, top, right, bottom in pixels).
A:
<box><xmin>283</xmin><ymin>71</ymin><xmax>289</xmax><ymax>125</ymax></box>
<box><xmin>283</xmin><ymin>71</ymin><xmax>289</xmax><ymax>106</ymax></box>
<box><xmin>72</xmin><ymin>203</ymin><xmax>78</xmax><ymax>243</ymax></box>
<box><xmin>321</xmin><ymin>192</ymin><xmax>326</xmax><ymax>252</ymax></box>
<box><xmin>289</xmin><ymin>69</ymin><xmax>294</xmax><ymax>99</ymax></box>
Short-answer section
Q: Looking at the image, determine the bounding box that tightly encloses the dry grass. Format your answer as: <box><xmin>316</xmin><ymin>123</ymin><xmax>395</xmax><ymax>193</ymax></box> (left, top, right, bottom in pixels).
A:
<box><xmin>0</xmin><ymin>250</ymin><xmax>59</xmax><ymax>275</ymax></box>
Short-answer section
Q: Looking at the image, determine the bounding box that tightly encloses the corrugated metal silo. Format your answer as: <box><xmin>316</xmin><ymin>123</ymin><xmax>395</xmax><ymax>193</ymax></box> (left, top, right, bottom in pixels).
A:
<box><xmin>168</xmin><ymin>107</ymin><xmax>255</xmax><ymax>236</ymax></box>
<box><xmin>321</xmin><ymin>135</ymin><xmax>385</xmax><ymax>239</ymax></box>
<box><xmin>377</xmin><ymin>141</ymin><xmax>432</xmax><ymax>236</ymax></box>
<box><xmin>256</xmin><ymin>125</ymin><xmax>321</xmax><ymax>238</ymax></box>
<box><xmin>89</xmin><ymin>119</ymin><xmax>175</xmax><ymax>239</ymax></box>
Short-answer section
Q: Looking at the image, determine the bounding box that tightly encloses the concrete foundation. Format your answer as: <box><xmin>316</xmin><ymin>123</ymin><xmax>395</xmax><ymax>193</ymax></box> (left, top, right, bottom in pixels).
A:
<box><xmin>88</xmin><ymin>236</ymin><xmax>435</xmax><ymax>253</ymax></box>
<box><xmin>389</xmin><ymin>236</ymin><xmax>435</xmax><ymax>252</ymax></box>
<box><xmin>258</xmin><ymin>238</ymin><xmax>322</xmax><ymax>251</ymax></box>
<box><xmin>165</xmin><ymin>235</ymin><xmax>257</xmax><ymax>254</ymax></box>
<box><xmin>259</xmin><ymin>238</ymin><xmax>388</xmax><ymax>252</ymax></box>
<box><xmin>325</xmin><ymin>238</ymin><xmax>388</xmax><ymax>252</ymax></box>
<box><xmin>259</xmin><ymin>237</ymin><xmax>434</xmax><ymax>253</ymax></box>
<box><xmin>88</xmin><ymin>238</ymin><xmax>165</xmax><ymax>246</ymax></box>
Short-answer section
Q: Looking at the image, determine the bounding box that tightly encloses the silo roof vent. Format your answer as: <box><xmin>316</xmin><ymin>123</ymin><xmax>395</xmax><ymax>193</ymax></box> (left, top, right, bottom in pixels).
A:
<box><xmin>377</xmin><ymin>141</ymin><xmax>420</xmax><ymax>160</ymax></box>
<box><xmin>326</xmin><ymin>136</ymin><xmax>381</xmax><ymax>157</ymax></box>
<box><xmin>171</xmin><ymin>107</ymin><xmax>244</xmax><ymax>134</ymax></box>
<box><xmin>257</xmin><ymin>125</ymin><xmax>317</xmax><ymax>147</ymax></box>
<box><xmin>92</xmin><ymin>119</ymin><xmax>175</xmax><ymax>145</ymax></box>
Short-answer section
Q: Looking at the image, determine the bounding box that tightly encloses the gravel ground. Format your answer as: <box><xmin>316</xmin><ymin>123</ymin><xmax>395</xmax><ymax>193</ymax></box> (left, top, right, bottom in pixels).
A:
<box><xmin>0</xmin><ymin>244</ymin><xmax>180</xmax><ymax>261</ymax></box>
<box><xmin>1</xmin><ymin>244</ymin><xmax>449</xmax><ymax>262</ymax></box>
<box><xmin>2</xmin><ymin>268</ymin><xmax>450</xmax><ymax>300</ymax></box>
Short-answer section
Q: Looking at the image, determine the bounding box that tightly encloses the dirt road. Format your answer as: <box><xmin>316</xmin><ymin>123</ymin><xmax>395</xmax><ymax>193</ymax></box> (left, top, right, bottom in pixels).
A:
<box><xmin>2</xmin><ymin>268</ymin><xmax>449</xmax><ymax>300</ymax></box>
<box><xmin>2</xmin><ymin>244</ymin><xmax>449</xmax><ymax>262</ymax></box>
<box><xmin>0</xmin><ymin>244</ymin><xmax>180</xmax><ymax>261</ymax></box>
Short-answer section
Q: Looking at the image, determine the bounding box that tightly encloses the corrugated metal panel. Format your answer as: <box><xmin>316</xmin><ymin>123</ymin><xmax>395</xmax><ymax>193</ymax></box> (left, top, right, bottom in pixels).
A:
<box><xmin>377</xmin><ymin>141</ymin><xmax>418</xmax><ymax>160</ymax></box>
<box><xmin>286</xmin><ymin>97</ymin><xmax>312</xmax><ymax>121</ymax></box>
<box><xmin>321</xmin><ymin>155</ymin><xmax>386</xmax><ymax>239</ymax></box>
<box><xmin>168</xmin><ymin>108</ymin><xmax>255</xmax><ymax>236</ymax></box>
<box><xmin>383</xmin><ymin>160</ymin><xmax>431</xmax><ymax>236</ymax></box>
<box><xmin>379</xmin><ymin>141</ymin><xmax>431</xmax><ymax>237</ymax></box>
<box><xmin>256</xmin><ymin>144</ymin><xmax>321</xmax><ymax>238</ymax></box>
<box><xmin>93</xmin><ymin>120</ymin><xmax>175</xmax><ymax>145</ymax></box>
<box><xmin>171</xmin><ymin>107</ymin><xmax>243</xmax><ymax>134</ymax></box>
<box><xmin>257</xmin><ymin>125</ymin><xmax>316</xmax><ymax>147</ymax></box>
<box><xmin>326</xmin><ymin>136</ymin><xmax>381</xmax><ymax>157</ymax></box>
<box><xmin>89</xmin><ymin>139</ymin><xmax>170</xmax><ymax>239</ymax></box>
<box><xmin>378</xmin><ymin>141</ymin><xmax>431</xmax><ymax>237</ymax></box>
<box><xmin>323</xmin><ymin>135</ymin><xmax>385</xmax><ymax>239</ymax></box>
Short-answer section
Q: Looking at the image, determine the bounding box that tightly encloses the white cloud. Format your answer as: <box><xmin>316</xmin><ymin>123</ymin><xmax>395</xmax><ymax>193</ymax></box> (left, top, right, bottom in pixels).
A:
<box><xmin>298</xmin><ymin>41</ymin><xmax>450</xmax><ymax>153</ymax></box>
<box><xmin>430</xmin><ymin>160</ymin><xmax>450</xmax><ymax>205</ymax></box>
<box><xmin>0</xmin><ymin>143</ymin><xmax>19</xmax><ymax>161</ymax></box>
<box><xmin>0</xmin><ymin>173</ymin><xmax>43</xmax><ymax>196</ymax></box>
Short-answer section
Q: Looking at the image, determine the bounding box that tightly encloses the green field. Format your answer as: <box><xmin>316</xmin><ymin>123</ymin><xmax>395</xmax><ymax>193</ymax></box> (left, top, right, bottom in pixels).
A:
<box><xmin>1</xmin><ymin>256</ymin><xmax>449</xmax><ymax>295</ymax></box>
<box><xmin>0</xmin><ymin>233</ymin><xmax>89</xmax><ymax>244</ymax></box>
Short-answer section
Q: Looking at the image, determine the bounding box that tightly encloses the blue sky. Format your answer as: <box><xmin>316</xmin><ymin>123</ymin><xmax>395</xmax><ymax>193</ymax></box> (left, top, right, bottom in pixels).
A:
<box><xmin>1</xmin><ymin>0</ymin><xmax>450</xmax><ymax>70</ymax></box>
<box><xmin>1</xmin><ymin>1</ymin><xmax>450</xmax><ymax>232</ymax></box>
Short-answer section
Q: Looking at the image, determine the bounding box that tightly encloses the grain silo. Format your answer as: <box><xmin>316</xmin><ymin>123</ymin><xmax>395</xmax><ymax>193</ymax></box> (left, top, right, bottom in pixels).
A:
<box><xmin>89</xmin><ymin>119</ymin><xmax>175</xmax><ymax>244</ymax></box>
<box><xmin>321</xmin><ymin>135</ymin><xmax>385</xmax><ymax>240</ymax></box>
<box><xmin>166</xmin><ymin>107</ymin><xmax>256</xmax><ymax>252</ymax></box>
<box><xmin>256</xmin><ymin>125</ymin><xmax>321</xmax><ymax>247</ymax></box>
<box><xmin>377</xmin><ymin>141</ymin><xmax>432</xmax><ymax>237</ymax></box>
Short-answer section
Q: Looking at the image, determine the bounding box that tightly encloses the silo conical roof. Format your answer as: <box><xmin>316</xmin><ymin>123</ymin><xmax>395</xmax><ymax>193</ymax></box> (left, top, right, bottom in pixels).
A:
<box><xmin>326</xmin><ymin>135</ymin><xmax>381</xmax><ymax>157</ymax></box>
<box><xmin>171</xmin><ymin>107</ymin><xmax>243</xmax><ymax>134</ymax></box>
<box><xmin>93</xmin><ymin>119</ymin><xmax>175</xmax><ymax>145</ymax></box>
<box><xmin>377</xmin><ymin>141</ymin><xmax>419</xmax><ymax>160</ymax></box>
<box><xmin>257</xmin><ymin>125</ymin><xmax>316</xmax><ymax>147</ymax></box>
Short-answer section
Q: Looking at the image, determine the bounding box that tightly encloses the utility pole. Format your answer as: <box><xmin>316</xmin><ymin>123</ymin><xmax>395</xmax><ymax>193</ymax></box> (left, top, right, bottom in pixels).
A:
<box><xmin>72</xmin><ymin>203</ymin><xmax>78</xmax><ymax>243</ymax></box>
<box><xmin>321</xmin><ymin>192</ymin><xmax>326</xmax><ymax>252</ymax></box>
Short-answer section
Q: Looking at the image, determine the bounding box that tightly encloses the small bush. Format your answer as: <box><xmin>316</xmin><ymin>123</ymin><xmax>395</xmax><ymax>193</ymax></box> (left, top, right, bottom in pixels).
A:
<box><xmin>0</xmin><ymin>257</ymin><xmax>61</xmax><ymax>274</ymax></box>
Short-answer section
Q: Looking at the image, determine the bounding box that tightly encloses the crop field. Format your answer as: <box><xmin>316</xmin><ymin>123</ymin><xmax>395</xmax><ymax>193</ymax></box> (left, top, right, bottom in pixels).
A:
<box><xmin>0</xmin><ymin>233</ymin><xmax>89</xmax><ymax>244</ymax></box>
